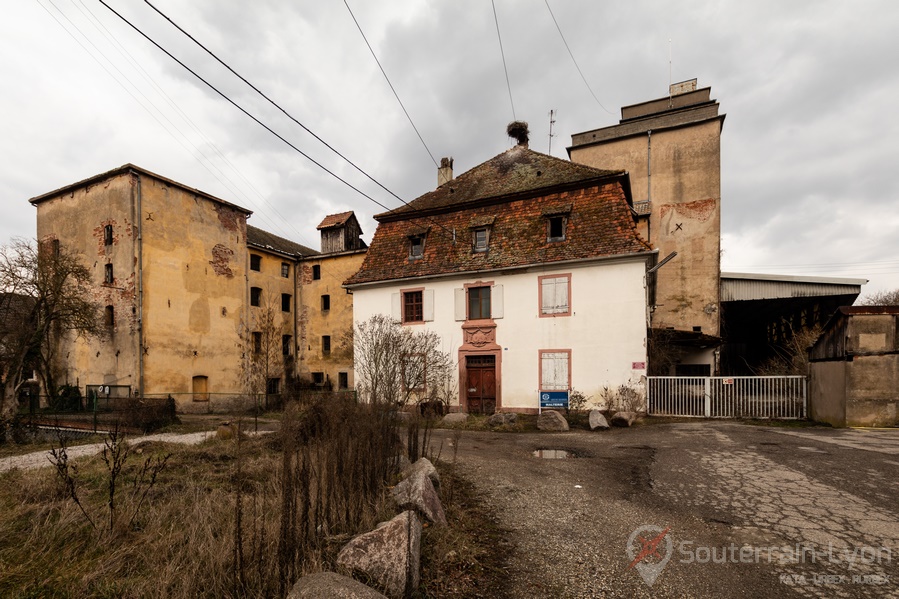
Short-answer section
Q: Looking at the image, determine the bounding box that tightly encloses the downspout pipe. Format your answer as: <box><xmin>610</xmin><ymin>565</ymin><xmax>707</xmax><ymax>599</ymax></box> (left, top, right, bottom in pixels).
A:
<box><xmin>133</xmin><ymin>171</ymin><xmax>145</xmax><ymax>398</ymax></box>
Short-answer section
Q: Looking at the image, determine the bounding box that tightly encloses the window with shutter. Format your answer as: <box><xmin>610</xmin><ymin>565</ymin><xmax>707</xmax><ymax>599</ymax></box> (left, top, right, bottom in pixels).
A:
<box><xmin>539</xmin><ymin>274</ymin><xmax>571</xmax><ymax>316</ymax></box>
<box><xmin>540</xmin><ymin>350</ymin><xmax>570</xmax><ymax>391</ymax></box>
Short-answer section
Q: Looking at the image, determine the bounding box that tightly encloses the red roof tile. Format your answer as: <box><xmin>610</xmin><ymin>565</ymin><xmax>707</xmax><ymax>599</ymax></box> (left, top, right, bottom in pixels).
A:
<box><xmin>317</xmin><ymin>211</ymin><xmax>355</xmax><ymax>230</ymax></box>
<box><xmin>346</xmin><ymin>146</ymin><xmax>651</xmax><ymax>286</ymax></box>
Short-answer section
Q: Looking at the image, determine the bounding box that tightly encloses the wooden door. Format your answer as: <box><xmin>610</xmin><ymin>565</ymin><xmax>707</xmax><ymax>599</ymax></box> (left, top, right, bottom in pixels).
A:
<box><xmin>466</xmin><ymin>356</ymin><xmax>496</xmax><ymax>414</ymax></box>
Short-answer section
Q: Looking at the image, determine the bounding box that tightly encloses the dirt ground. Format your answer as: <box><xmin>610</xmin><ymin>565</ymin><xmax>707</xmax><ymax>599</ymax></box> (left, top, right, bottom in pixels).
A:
<box><xmin>430</xmin><ymin>422</ymin><xmax>899</xmax><ymax>599</ymax></box>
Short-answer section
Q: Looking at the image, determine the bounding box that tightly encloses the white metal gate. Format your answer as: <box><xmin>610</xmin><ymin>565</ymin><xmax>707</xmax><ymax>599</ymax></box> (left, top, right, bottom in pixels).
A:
<box><xmin>647</xmin><ymin>376</ymin><xmax>807</xmax><ymax>419</ymax></box>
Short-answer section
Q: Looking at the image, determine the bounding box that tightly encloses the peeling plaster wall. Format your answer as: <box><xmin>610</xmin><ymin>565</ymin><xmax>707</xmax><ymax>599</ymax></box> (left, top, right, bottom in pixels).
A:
<box><xmin>34</xmin><ymin>170</ymin><xmax>251</xmax><ymax>411</ymax></box>
<box><xmin>570</xmin><ymin>120</ymin><xmax>722</xmax><ymax>338</ymax></box>
<box><xmin>298</xmin><ymin>251</ymin><xmax>366</xmax><ymax>390</ymax></box>
<box><xmin>247</xmin><ymin>247</ymin><xmax>298</xmax><ymax>386</ymax></box>
<box><xmin>34</xmin><ymin>173</ymin><xmax>140</xmax><ymax>394</ymax></box>
<box><xmin>139</xmin><ymin>176</ymin><xmax>248</xmax><ymax>411</ymax></box>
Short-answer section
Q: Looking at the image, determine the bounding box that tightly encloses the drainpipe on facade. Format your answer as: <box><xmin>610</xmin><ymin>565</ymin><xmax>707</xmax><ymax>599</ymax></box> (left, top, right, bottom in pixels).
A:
<box><xmin>133</xmin><ymin>171</ymin><xmax>145</xmax><ymax>398</ymax></box>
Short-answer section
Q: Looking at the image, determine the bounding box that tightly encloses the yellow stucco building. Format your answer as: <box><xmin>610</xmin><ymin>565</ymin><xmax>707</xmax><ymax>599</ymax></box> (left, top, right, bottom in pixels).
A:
<box><xmin>29</xmin><ymin>164</ymin><xmax>335</xmax><ymax>412</ymax></box>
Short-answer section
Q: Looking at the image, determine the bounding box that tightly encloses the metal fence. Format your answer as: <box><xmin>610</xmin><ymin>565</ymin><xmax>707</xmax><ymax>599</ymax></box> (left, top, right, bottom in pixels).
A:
<box><xmin>647</xmin><ymin>376</ymin><xmax>807</xmax><ymax>419</ymax></box>
<box><xmin>17</xmin><ymin>395</ymin><xmax>178</xmax><ymax>434</ymax></box>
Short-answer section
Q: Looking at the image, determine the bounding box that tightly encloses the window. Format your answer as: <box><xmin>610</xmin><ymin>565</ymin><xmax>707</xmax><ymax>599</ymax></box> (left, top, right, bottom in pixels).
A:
<box><xmin>282</xmin><ymin>293</ymin><xmax>291</xmax><ymax>312</ymax></box>
<box><xmin>104</xmin><ymin>305</ymin><xmax>115</xmax><ymax>327</ymax></box>
<box><xmin>51</xmin><ymin>238</ymin><xmax>60</xmax><ymax>257</ymax></box>
<box><xmin>473</xmin><ymin>229</ymin><xmax>489</xmax><ymax>252</ymax></box>
<box><xmin>409</xmin><ymin>235</ymin><xmax>425</xmax><ymax>259</ymax></box>
<box><xmin>252</xmin><ymin>331</ymin><xmax>262</xmax><ymax>354</ymax></box>
<box><xmin>266</xmin><ymin>378</ymin><xmax>281</xmax><ymax>395</ymax></box>
<box><xmin>540</xmin><ymin>274</ymin><xmax>571</xmax><ymax>316</ymax></box>
<box><xmin>338</xmin><ymin>372</ymin><xmax>349</xmax><ymax>390</ymax></box>
<box><xmin>281</xmin><ymin>262</ymin><xmax>290</xmax><ymax>278</ymax></box>
<box><xmin>540</xmin><ymin>350</ymin><xmax>570</xmax><ymax>391</ymax></box>
<box><xmin>321</xmin><ymin>294</ymin><xmax>330</xmax><ymax>311</ymax></box>
<box><xmin>547</xmin><ymin>216</ymin><xmax>566</xmax><ymax>241</ymax></box>
<box><xmin>104</xmin><ymin>224</ymin><xmax>113</xmax><ymax>246</ymax></box>
<box><xmin>468</xmin><ymin>286</ymin><xmax>491</xmax><ymax>319</ymax></box>
<box><xmin>403</xmin><ymin>290</ymin><xmax>423</xmax><ymax>323</ymax></box>
<box><xmin>104</xmin><ymin>263</ymin><xmax>114</xmax><ymax>284</ymax></box>
<box><xmin>282</xmin><ymin>334</ymin><xmax>292</xmax><ymax>356</ymax></box>
<box><xmin>192</xmin><ymin>375</ymin><xmax>209</xmax><ymax>402</ymax></box>
<box><xmin>312</xmin><ymin>264</ymin><xmax>321</xmax><ymax>280</ymax></box>
<box><xmin>250</xmin><ymin>254</ymin><xmax>261</xmax><ymax>271</ymax></box>
<box><xmin>322</xmin><ymin>335</ymin><xmax>331</xmax><ymax>354</ymax></box>
<box><xmin>250</xmin><ymin>287</ymin><xmax>262</xmax><ymax>307</ymax></box>
<box><xmin>312</xmin><ymin>372</ymin><xmax>325</xmax><ymax>386</ymax></box>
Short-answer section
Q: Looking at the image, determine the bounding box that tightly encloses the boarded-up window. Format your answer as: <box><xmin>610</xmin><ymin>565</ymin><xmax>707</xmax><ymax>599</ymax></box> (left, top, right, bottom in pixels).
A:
<box><xmin>192</xmin><ymin>375</ymin><xmax>209</xmax><ymax>402</ymax></box>
<box><xmin>104</xmin><ymin>305</ymin><xmax>115</xmax><ymax>327</ymax></box>
<box><xmin>540</xmin><ymin>351</ymin><xmax>570</xmax><ymax>391</ymax></box>
<box><xmin>540</xmin><ymin>275</ymin><xmax>571</xmax><ymax>316</ymax></box>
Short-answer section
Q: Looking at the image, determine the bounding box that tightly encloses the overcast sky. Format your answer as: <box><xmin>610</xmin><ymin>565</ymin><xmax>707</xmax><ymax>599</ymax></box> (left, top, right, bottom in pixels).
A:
<box><xmin>2</xmin><ymin>0</ymin><xmax>897</xmax><ymax>297</ymax></box>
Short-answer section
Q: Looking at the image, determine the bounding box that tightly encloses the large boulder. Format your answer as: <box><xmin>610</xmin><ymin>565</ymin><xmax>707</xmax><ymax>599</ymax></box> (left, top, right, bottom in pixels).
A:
<box><xmin>487</xmin><ymin>412</ymin><xmax>518</xmax><ymax>427</ymax></box>
<box><xmin>537</xmin><ymin>410</ymin><xmax>569</xmax><ymax>432</ymax></box>
<box><xmin>287</xmin><ymin>571</ymin><xmax>387</xmax><ymax>598</ymax></box>
<box><xmin>403</xmin><ymin>457</ymin><xmax>440</xmax><ymax>492</ymax></box>
<box><xmin>392</xmin><ymin>470</ymin><xmax>446</xmax><ymax>526</ymax></box>
<box><xmin>441</xmin><ymin>412</ymin><xmax>469</xmax><ymax>426</ymax></box>
<box><xmin>337</xmin><ymin>511</ymin><xmax>421</xmax><ymax>599</ymax></box>
<box><xmin>611</xmin><ymin>411</ymin><xmax>636</xmax><ymax>427</ymax></box>
<box><xmin>588</xmin><ymin>410</ymin><xmax>610</xmax><ymax>431</ymax></box>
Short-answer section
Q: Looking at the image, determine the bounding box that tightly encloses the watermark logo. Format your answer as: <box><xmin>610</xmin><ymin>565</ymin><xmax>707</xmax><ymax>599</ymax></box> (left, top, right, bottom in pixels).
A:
<box><xmin>626</xmin><ymin>525</ymin><xmax>673</xmax><ymax>586</ymax></box>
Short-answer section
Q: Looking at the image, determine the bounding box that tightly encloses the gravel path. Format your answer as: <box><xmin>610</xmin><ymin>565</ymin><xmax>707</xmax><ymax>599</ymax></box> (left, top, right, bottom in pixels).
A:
<box><xmin>431</xmin><ymin>423</ymin><xmax>899</xmax><ymax>598</ymax></box>
<box><xmin>0</xmin><ymin>431</ymin><xmax>220</xmax><ymax>473</ymax></box>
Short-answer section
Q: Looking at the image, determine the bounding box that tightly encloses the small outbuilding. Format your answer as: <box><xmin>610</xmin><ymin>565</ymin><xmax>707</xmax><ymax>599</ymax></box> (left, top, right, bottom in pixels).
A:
<box><xmin>808</xmin><ymin>306</ymin><xmax>899</xmax><ymax>427</ymax></box>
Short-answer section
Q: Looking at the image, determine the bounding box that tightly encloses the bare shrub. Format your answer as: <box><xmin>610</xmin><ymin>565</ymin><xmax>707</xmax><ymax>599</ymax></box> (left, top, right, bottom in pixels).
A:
<box><xmin>599</xmin><ymin>384</ymin><xmax>644</xmax><ymax>413</ymax></box>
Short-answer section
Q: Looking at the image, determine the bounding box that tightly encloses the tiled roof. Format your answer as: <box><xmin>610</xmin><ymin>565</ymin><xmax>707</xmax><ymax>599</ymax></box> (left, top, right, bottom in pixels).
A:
<box><xmin>247</xmin><ymin>225</ymin><xmax>318</xmax><ymax>258</ymax></box>
<box><xmin>317</xmin><ymin>211</ymin><xmax>355</xmax><ymax>230</ymax></box>
<box><xmin>378</xmin><ymin>145</ymin><xmax>627</xmax><ymax>220</ymax></box>
<box><xmin>346</xmin><ymin>147</ymin><xmax>651</xmax><ymax>286</ymax></box>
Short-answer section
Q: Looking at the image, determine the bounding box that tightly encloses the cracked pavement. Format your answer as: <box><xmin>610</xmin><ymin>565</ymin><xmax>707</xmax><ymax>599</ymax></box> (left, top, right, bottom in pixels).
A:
<box><xmin>432</xmin><ymin>422</ymin><xmax>899</xmax><ymax>598</ymax></box>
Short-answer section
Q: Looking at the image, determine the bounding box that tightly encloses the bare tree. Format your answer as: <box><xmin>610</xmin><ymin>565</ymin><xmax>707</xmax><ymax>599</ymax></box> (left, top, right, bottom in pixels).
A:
<box><xmin>352</xmin><ymin>314</ymin><xmax>455</xmax><ymax>408</ymax></box>
<box><xmin>857</xmin><ymin>288</ymin><xmax>899</xmax><ymax>306</ymax></box>
<box><xmin>238</xmin><ymin>287</ymin><xmax>285</xmax><ymax>409</ymax></box>
<box><xmin>757</xmin><ymin>320</ymin><xmax>823</xmax><ymax>376</ymax></box>
<box><xmin>0</xmin><ymin>238</ymin><xmax>103</xmax><ymax>418</ymax></box>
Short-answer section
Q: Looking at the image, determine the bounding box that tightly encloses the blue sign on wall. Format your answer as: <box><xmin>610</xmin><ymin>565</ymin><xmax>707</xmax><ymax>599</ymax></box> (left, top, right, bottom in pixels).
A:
<box><xmin>540</xmin><ymin>391</ymin><xmax>569</xmax><ymax>409</ymax></box>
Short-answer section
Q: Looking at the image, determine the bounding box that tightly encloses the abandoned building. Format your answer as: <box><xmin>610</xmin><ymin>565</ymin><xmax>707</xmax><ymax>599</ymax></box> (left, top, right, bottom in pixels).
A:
<box><xmin>28</xmin><ymin>164</ymin><xmax>363</xmax><ymax>412</ymax></box>
<box><xmin>346</xmin><ymin>127</ymin><xmax>655</xmax><ymax>413</ymax></box>
<box><xmin>297</xmin><ymin>211</ymin><xmax>367</xmax><ymax>391</ymax></box>
<box><xmin>569</xmin><ymin>80</ymin><xmax>865</xmax><ymax>376</ymax></box>
<box><xmin>808</xmin><ymin>306</ymin><xmax>899</xmax><ymax>427</ymax></box>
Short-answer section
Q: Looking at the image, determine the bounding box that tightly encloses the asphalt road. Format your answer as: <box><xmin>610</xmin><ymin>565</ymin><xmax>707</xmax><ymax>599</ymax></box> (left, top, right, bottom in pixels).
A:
<box><xmin>430</xmin><ymin>422</ymin><xmax>899</xmax><ymax>599</ymax></box>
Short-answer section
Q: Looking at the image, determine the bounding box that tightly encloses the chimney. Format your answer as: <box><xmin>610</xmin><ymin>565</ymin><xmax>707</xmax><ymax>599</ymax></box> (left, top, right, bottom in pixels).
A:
<box><xmin>438</xmin><ymin>157</ymin><xmax>454</xmax><ymax>186</ymax></box>
<box><xmin>507</xmin><ymin>121</ymin><xmax>529</xmax><ymax>148</ymax></box>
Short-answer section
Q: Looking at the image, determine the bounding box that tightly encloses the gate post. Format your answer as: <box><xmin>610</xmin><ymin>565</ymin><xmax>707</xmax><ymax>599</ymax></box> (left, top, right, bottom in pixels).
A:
<box><xmin>704</xmin><ymin>377</ymin><xmax>711</xmax><ymax>418</ymax></box>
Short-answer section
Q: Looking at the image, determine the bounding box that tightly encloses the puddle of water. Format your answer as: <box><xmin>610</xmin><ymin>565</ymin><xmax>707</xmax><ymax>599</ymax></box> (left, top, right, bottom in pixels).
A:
<box><xmin>533</xmin><ymin>449</ymin><xmax>575</xmax><ymax>459</ymax></box>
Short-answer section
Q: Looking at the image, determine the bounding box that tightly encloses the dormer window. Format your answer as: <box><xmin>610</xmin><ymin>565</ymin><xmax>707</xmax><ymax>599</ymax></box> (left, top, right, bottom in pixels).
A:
<box><xmin>409</xmin><ymin>235</ymin><xmax>425</xmax><ymax>259</ymax></box>
<box><xmin>547</xmin><ymin>215</ymin><xmax>567</xmax><ymax>242</ymax></box>
<box><xmin>473</xmin><ymin>229</ymin><xmax>489</xmax><ymax>252</ymax></box>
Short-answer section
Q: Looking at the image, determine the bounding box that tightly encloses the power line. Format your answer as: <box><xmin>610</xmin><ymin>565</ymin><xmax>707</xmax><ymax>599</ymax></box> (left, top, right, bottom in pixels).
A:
<box><xmin>66</xmin><ymin>0</ymin><xmax>312</xmax><ymax>246</ymax></box>
<box><xmin>143</xmin><ymin>0</ymin><xmax>415</xmax><ymax>212</ymax></box>
<box><xmin>342</xmin><ymin>0</ymin><xmax>438</xmax><ymax>168</ymax></box>
<box><xmin>491</xmin><ymin>0</ymin><xmax>516</xmax><ymax>120</ymax></box>
<box><xmin>543</xmin><ymin>0</ymin><xmax>614</xmax><ymax>116</ymax></box>
<box><xmin>97</xmin><ymin>0</ymin><xmax>394</xmax><ymax>215</ymax></box>
<box><xmin>98</xmin><ymin>0</ymin><xmax>458</xmax><ymax>242</ymax></box>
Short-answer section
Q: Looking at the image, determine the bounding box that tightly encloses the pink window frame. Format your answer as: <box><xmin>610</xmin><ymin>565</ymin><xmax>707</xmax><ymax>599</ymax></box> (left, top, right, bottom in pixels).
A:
<box><xmin>538</xmin><ymin>349</ymin><xmax>571</xmax><ymax>391</ymax></box>
<box><xmin>464</xmin><ymin>280</ymin><xmax>494</xmax><ymax>321</ymax></box>
<box><xmin>538</xmin><ymin>273</ymin><xmax>572</xmax><ymax>318</ymax></box>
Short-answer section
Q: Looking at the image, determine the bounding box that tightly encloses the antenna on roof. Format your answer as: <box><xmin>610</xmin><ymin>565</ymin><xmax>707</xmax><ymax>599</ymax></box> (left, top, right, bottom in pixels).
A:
<box><xmin>548</xmin><ymin>109</ymin><xmax>557</xmax><ymax>155</ymax></box>
<box><xmin>668</xmin><ymin>39</ymin><xmax>673</xmax><ymax>107</ymax></box>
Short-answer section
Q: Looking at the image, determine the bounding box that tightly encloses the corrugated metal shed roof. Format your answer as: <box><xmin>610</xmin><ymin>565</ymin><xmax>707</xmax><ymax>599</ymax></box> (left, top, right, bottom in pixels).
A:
<box><xmin>720</xmin><ymin>272</ymin><xmax>867</xmax><ymax>302</ymax></box>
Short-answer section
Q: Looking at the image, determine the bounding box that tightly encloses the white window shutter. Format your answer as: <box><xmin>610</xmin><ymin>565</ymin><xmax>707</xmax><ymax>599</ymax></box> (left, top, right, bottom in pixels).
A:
<box><xmin>423</xmin><ymin>289</ymin><xmax>435</xmax><ymax>321</ymax></box>
<box><xmin>454</xmin><ymin>288</ymin><xmax>466</xmax><ymax>321</ymax></box>
<box><xmin>391</xmin><ymin>292</ymin><xmax>401</xmax><ymax>321</ymax></box>
<box><xmin>557</xmin><ymin>278</ymin><xmax>569</xmax><ymax>312</ymax></box>
<box><xmin>492</xmin><ymin>284</ymin><xmax>503</xmax><ymax>319</ymax></box>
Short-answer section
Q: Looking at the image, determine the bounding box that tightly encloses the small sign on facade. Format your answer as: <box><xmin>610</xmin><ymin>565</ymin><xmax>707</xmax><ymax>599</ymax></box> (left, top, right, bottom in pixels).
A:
<box><xmin>540</xmin><ymin>391</ymin><xmax>569</xmax><ymax>409</ymax></box>
<box><xmin>723</xmin><ymin>378</ymin><xmax>734</xmax><ymax>385</ymax></box>
<box><xmin>632</xmin><ymin>362</ymin><xmax>646</xmax><ymax>370</ymax></box>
